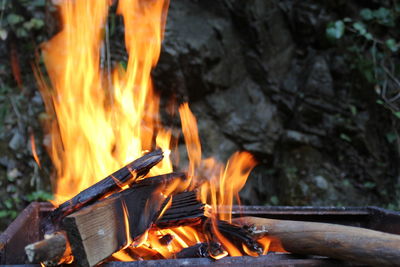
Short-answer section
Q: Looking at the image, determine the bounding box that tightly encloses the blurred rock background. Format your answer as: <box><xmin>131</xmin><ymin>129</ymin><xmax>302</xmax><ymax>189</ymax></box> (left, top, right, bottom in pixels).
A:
<box><xmin>0</xmin><ymin>0</ymin><xmax>399</xmax><ymax>231</ymax></box>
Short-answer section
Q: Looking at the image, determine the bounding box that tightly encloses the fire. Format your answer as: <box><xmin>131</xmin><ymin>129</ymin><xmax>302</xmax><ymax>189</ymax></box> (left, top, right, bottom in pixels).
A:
<box><xmin>30</xmin><ymin>133</ymin><xmax>41</xmax><ymax>168</ymax></box>
<box><xmin>36</xmin><ymin>0</ymin><xmax>171</xmax><ymax>203</ymax></box>
<box><xmin>35</xmin><ymin>0</ymin><xmax>269</xmax><ymax>262</ymax></box>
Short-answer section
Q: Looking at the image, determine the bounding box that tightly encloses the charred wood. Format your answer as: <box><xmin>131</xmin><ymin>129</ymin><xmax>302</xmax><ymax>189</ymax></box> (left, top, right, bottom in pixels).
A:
<box><xmin>43</xmin><ymin>150</ymin><xmax>164</xmax><ymax>233</ymax></box>
<box><xmin>61</xmin><ymin>172</ymin><xmax>186</xmax><ymax>267</ymax></box>
<box><xmin>175</xmin><ymin>242</ymin><xmax>223</xmax><ymax>259</ymax></box>
<box><xmin>155</xmin><ymin>191</ymin><xmax>208</xmax><ymax>228</ymax></box>
<box><xmin>158</xmin><ymin>234</ymin><xmax>173</xmax><ymax>246</ymax></box>
<box><xmin>204</xmin><ymin>219</ymin><xmax>262</xmax><ymax>255</ymax></box>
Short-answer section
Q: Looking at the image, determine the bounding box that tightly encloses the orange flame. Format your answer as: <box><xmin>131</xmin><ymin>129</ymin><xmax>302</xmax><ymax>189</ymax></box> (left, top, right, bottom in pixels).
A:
<box><xmin>36</xmin><ymin>0</ymin><xmax>171</xmax><ymax>203</ymax></box>
<box><xmin>30</xmin><ymin>133</ymin><xmax>41</xmax><ymax>168</ymax></box>
<box><xmin>35</xmin><ymin>0</ymin><xmax>269</xmax><ymax>261</ymax></box>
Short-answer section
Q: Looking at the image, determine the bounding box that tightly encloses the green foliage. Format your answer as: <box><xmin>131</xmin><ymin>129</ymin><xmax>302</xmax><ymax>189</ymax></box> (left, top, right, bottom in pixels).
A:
<box><xmin>363</xmin><ymin>181</ymin><xmax>376</xmax><ymax>189</ymax></box>
<box><xmin>26</xmin><ymin>190</ymin><xmax>53</xmax><ymax>202</ymax></box>
<box><xmin>385</xmin><ymin>38</ymin><xmax>399</xmax><ymax>52</ymax></box>
<box><xmin>386</xmin><ymin>132</ymin><xmax>398</xmax><ymax>143</ymax></box>
<box><xmin>325</xmin><ymin>4</ymin><xmax>400</xmax><ymax>117</ymax></box>
<box><xmin>359</xmin><ymin>7</ymin><xmax>396</xmax><ymax>26</ymax></box>
<box><xmin>339</xmin><ymin>133</ymin><xmax>352</xmax><ymax>142</ymax></box>
<box><xmin>0</xmin><ymin>190</ymin><xmax>52</xmax><ymax>222</ymax></box>
<box><xmin>326</xmin><ymin>20</ymin><xmax>345</xmax><ymax>40</ymax></box>
<box><xmin>0</xmin><ymin>0</ymin><xmax>46</xmax><ymax>40</ymax></box>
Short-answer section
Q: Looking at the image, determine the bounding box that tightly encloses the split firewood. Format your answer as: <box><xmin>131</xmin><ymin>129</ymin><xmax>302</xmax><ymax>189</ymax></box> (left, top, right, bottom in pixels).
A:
<box><xmin>24</xmin><ymin>231</ymin><xmax>72</xmax><ymax>265</ymax></box>
<box><xmin>25</xmin><ymin>187</ymin><xmax>206</xmax><ymax>265</ymax></box>
<box><xmin>233</xmin><ymin>216</ymin><xmax>400</xmax><ymax>266</ymax></box>
<box><xmin>43</xmin><ymin>149</ymin><xmax>164</xmax><ymax>232</ymax></box>
<box><xmin>62</xmin><ymin>172</ymin><xmax>186</xmax><ymax>267</ymax></box>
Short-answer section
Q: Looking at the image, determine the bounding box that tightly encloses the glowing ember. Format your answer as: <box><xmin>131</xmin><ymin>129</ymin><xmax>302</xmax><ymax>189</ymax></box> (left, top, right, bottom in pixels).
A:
<box><xmin>35</xmin><ymin>0</ymin><xmax>270</xmax><ymax>262</ymax></box>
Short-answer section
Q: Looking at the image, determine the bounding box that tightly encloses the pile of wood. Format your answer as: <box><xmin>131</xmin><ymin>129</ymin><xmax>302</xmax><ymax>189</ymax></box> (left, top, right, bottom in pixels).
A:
<box><xmin>25</xmin><ymin>150</ymin><xmax>400</xmax><ymax>267</ymax></box>
<box><xmin>25</xmin><ymin>150</ymin><xmax>261</xmax><ymax>266</ymax></box>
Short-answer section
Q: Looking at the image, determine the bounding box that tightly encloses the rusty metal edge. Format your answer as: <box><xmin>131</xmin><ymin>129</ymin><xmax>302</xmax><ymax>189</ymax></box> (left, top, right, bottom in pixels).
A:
<box><xmin>103</xmin><ymin>254</ymin><xmax>352</xmax><ymax>267</ymax></box>
<box><xmin>0</xmin><ymin>203</ymin><xmax>40</xmax><ymax>264</ymax></box>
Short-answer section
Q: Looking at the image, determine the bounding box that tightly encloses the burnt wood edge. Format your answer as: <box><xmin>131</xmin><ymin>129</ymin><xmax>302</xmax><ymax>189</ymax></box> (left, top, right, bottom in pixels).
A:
<box><xmin>60</xmin><ymin>172</ymin><xmax>187</xmax><ymax>266</ymax></box>
<box><xmin>43</xmin><ymin>149</ymin><xmax>164</xmax><ymax>233</ymax></box>
<box><xmin>62</xmin><ymin>216</ymin><xmax>90</xmax><ymax>267</ymax></box>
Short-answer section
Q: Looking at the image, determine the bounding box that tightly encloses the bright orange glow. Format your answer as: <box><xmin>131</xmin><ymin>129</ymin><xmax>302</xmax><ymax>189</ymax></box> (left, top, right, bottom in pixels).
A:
<box><xmin>37</xmin><ymin>0</ymin><xmax>172</xmax><ymax>203</ymax></box>
<box><xmin>36</xmin><ymin>0</ymin><xmax>266</xmax><ymax>262</ymax></box>
<box><xmin>179</xmin><ymin>103</ymin><xmax>202</xmax><ymax>181</ymax></box>
<box><xmin>257</xmin><ymin>237</ymin><xmax>271</xmax><ymax>255</ymax></box>
<box><xmin>112</xmin><ymin>250</ymin><xmax>135</xmax><ymax>261</ymax></box>
<box><xmin>30</xmin><ymin>133</ymin><xmax>41</xmax><ymax>168</ymax></box>
<box><xmin>121</xmin><ymin>200</ymin><xmax>133</xmax><ymax>249</ymax></box>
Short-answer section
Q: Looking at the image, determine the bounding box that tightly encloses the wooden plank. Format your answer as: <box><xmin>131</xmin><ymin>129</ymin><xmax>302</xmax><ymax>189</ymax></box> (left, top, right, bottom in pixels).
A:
<box><xmin>62</xmin><ymin>172</ymin><xmax>186</xmax><ymax>267</ymax></box>
<box><xmin>44</xmin><ymin>150</ymin><xmax>164</xmax><ymax>233</ymax></box>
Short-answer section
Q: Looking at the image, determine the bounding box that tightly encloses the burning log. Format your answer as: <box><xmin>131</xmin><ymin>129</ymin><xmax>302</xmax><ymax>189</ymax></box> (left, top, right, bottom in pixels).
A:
<box><xmin>234</xmin><ymin>216</ymin><xmax>400</xmax><ymax>266</ymax></box>
<box><xmin>204</xmin><ymin>219</ymin><xmax>262</xmax><ymax>255</ymax></box>
<box><xmin>25</xmin><ymin>172</ymin><xmax>186</xmax><ymax>266</ymax></box>
<box><xmin>44</xmin><ymin>149</ymin><xmax>164</xmax><ymax>232</ymax></box>
<box><xmin>62</xmin><ymin>172</ymin><xmax>186</xmax><ymax>266</ymax></box>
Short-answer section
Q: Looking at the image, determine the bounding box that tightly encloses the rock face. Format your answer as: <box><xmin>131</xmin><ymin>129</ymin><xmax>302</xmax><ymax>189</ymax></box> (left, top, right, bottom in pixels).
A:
<box><xmin>153</xmin><ymin>0</ymin><xmax>399</xmax><ymax>206</ymax></box>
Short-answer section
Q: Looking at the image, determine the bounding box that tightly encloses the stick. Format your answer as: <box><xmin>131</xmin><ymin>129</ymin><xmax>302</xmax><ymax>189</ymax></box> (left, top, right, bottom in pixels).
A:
<box><xmin>44</xmin><ymin>150</ymin><xmax>164</xmax><ymax>232</ymax></box>
<box><xmin>233</xmin><ymin>217</ymin><xmax>400</xmax><ymax>266</ymax></box>
<box><xmin>62</xmin><ymin>172</ymin><xmax>186</xmax><ymax>267</ymax></box>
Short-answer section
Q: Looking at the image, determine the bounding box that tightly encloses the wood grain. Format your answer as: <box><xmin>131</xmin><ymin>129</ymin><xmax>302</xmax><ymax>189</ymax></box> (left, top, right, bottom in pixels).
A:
<box><xmin>233</xmin><ymin>216</ymin><xmax>400</xmax><ymax>266</ymax></box>
<box><xmin>45</xmin><ymin>149</ymin><xmax>164</xmax><ymax>233</ymax></box>
<box><xmin>62</xmin><ymin>172</ymin><xmax>186</xmax><ymax>267</ymax></box>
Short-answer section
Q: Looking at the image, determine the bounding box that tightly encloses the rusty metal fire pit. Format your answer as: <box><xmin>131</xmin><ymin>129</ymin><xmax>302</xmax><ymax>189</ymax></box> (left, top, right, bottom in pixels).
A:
<box><xmin>1</xmin><ymin>203</ymin><xmax>400</xmax><ymax>266</ymax></box>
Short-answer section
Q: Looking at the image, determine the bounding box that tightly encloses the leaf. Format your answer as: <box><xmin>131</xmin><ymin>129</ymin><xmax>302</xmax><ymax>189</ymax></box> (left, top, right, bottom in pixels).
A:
<box><xmin>16</xmin><ymin>28</ymin><xmax>28</xmax><ymax>38</ymax></box>
<box><xmin>363</xmin><ymin>182</ymin><xmax>376</xmax><ymax>189</ymax></box>
<box><xmin>393</xmin><ymin>111</ymin><xmax>400</xmax><ymax>119</ymax></box>
<box><xmin>0</xmin><ymin>210</ymin><xmax>9</xmax><ymax>218</ymax></box>
<box><xmin>26</xmin><ymin>190</ymin><xmax>53</xmax><ymax>202</ymax></box>
<box><xmin>31</xmin><ymin>18</ymin><xmax>44</xmax><ymax>29</ymax></box>
<box><xmin>326</xmin><ymin>20</ymin><xmax>345</xmax><ymax>40</ymax></box>
<box><xmin>373</xmin><ymin>7</ymin><xmax>394</xmax><ymax>26</ymax></box>
<box><xmin>360</xmin><ymin>9</ymin><xmax>373</xmax><ymax>20</ymax></box>
<box><xmin>364</xmin><ymin>33</ymin><xmax>373</xmax><ymax>40</ymax></box>
<box><xmin>0</xmin><ymin>28</ymin><xmax>7</xmax><ymax>40</ymax></box>
<box><xmin>4</xmin><ymin>199</ymin><xmax>13</xmax><ymax>209</ymax></box>
<box><xmin>353</xmin><ymin>22</ymin><xmax>367</xmax><ymax>35</ymax></box>
<box><xmin>386</xmin><ymin>132</ymin><xmax>397</xmax><ymax>143</ymax></box>
<box><xmin>7</xmin><ymin>14</ymin><xmax>24</xmax><ymax>25</ymax></box>
<box><xmin>270</xmin><ymin>196</ymin><xmax>279</xmax><ymax>205</ymax></box>
<box><xmin>340</xmin><ymin>133</ymin><xmax>352</xmax><ymax>142</ymax></box>
<box><xmin>349</xmin><ymin>105</ymin><xmax>357</xmax><ymax>115</ymax></box>
<box><xmin>386</xmin><ymin>39</ymin><xmax>398</xmax><ymax>52</ymax></box>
